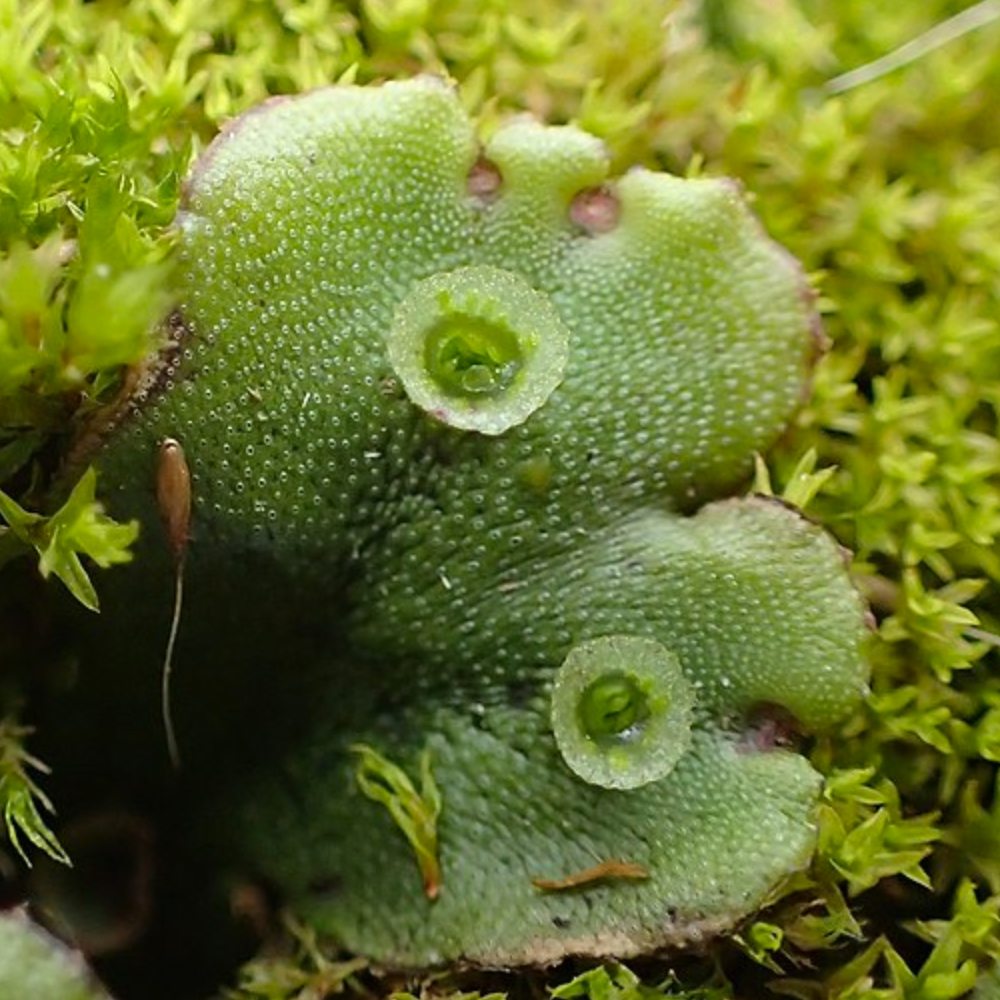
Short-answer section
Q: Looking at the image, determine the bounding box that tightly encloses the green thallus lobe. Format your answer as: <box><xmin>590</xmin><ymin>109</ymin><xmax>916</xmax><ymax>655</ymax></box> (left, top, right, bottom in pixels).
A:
<box><xmin>386</xmin><ymin>264</ymin><xmax>569</xmax><ymax>435</ymax></box>
<box><xmin>70</xmin><ymin>78</ymin><xmax>871</xmax><ymax>965</ymax></box>
<box><xmin>551</xmin><ymin>635</ymin><xmax>695</xmax><ymax>790</ymax></box>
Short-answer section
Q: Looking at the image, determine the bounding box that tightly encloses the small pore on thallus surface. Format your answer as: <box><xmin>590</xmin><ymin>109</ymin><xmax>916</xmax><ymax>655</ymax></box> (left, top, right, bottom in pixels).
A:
<box><xmin>385</xmin><ymin>265</ymin><xmax>570</xmax><ymax>434</ymax></box>
<box><xmin>551</xmin><ymin>635</ymin><xmax>695</xmax><ymax>790</ymax></box>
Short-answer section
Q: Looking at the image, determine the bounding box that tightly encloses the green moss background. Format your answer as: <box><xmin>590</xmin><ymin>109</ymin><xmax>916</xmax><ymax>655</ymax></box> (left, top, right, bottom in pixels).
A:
<box><xmin>1</xmin><ymin>0</ymin><xmax>1000</xmax><ymax>997</ymax></box>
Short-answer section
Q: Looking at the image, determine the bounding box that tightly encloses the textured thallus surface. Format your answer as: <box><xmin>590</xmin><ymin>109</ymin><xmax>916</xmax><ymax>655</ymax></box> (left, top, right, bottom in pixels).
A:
<box><xmin>0</xmin><ymin>910</ymin><xmax>110</xmax><ymax>1000</ymax></box>
<box><xmin>92</xmin><ymin>78</ymin><xmax>869</xmax><ymax>966</ymax></box>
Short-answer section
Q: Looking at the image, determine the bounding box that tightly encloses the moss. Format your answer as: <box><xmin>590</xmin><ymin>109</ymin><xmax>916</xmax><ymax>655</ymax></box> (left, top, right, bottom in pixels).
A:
<box><xmin>0</xmin><ymin>0</ymin><xmax>998</xmax><ymax>998</ymax></box>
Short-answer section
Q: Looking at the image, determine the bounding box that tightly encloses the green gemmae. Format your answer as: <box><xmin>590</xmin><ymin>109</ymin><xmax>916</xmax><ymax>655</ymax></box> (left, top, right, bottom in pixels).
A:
<box><xmin>64</xmin><ymin>76</ymin><xmax>869</xmax><ymax>970</ymax></box>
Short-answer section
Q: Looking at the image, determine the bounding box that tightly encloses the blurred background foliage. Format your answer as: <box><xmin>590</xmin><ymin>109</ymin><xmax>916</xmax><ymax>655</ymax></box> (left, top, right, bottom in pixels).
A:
<box><xmin>1</xmin><ymin>0</ymin><xmax>1000</xmax><ymax>997</ymax></box>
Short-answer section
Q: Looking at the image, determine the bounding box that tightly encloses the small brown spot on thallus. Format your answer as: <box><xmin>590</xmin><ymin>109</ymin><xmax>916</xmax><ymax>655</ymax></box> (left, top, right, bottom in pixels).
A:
<box><xmin>467</xmin><ymin>157</ymin><xmax>502</xmax><ymax>201</ymax></box>
<box><xmin>569</xmin><ymin>186</ymin><xmax>620</xmax><ymax>233</ymax></box>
